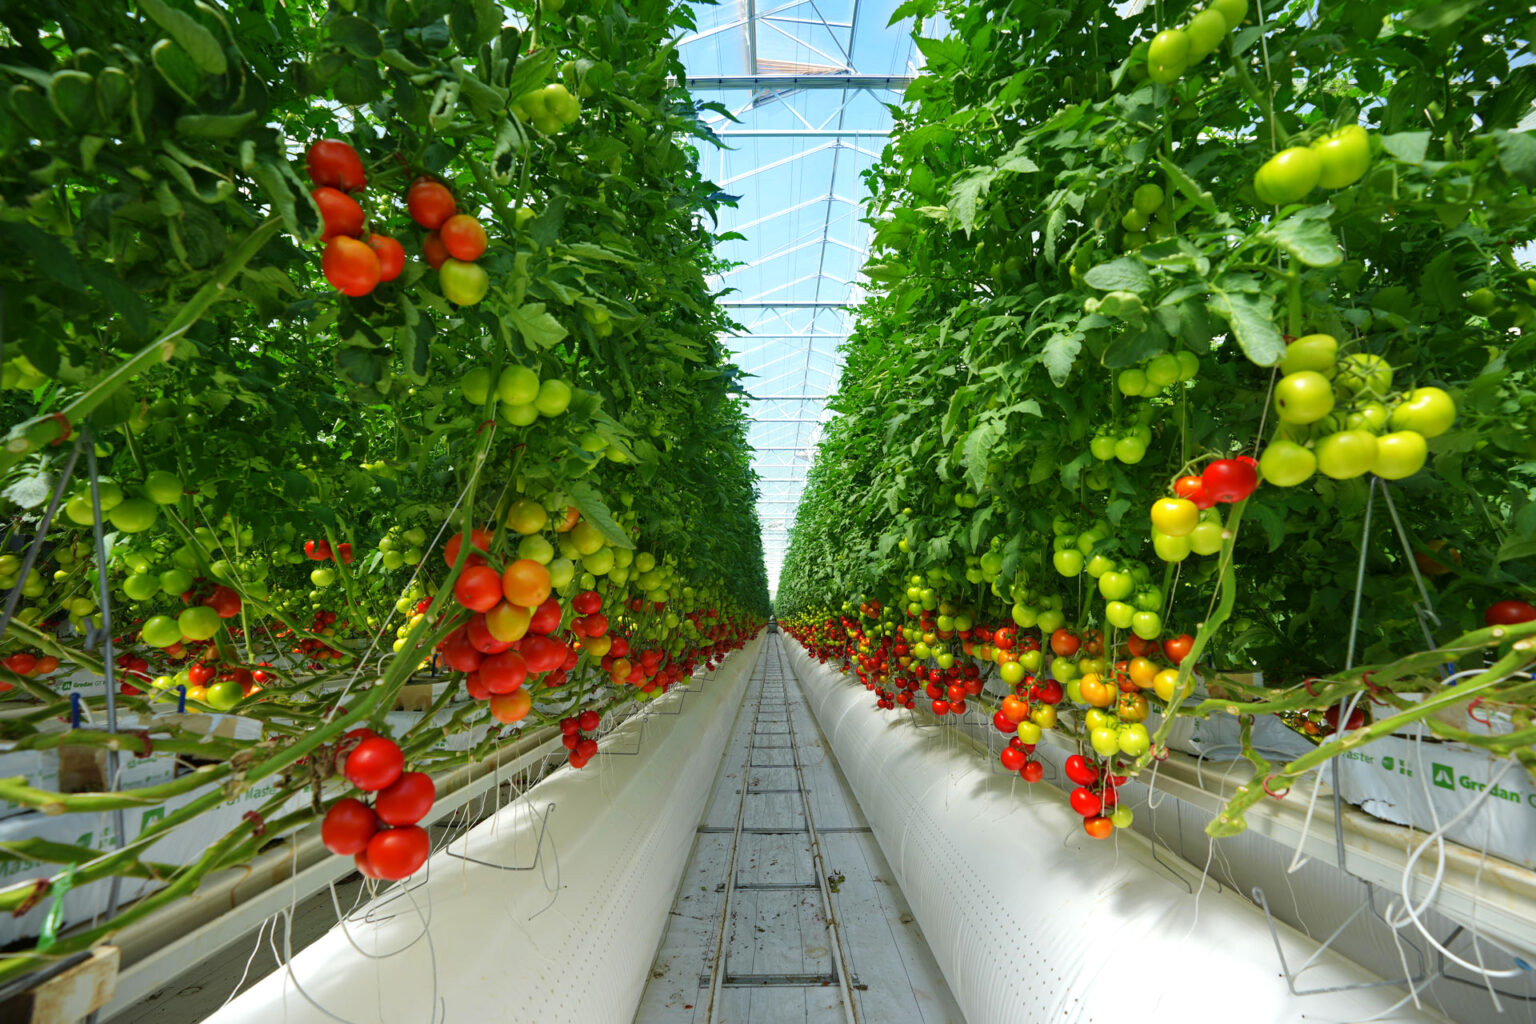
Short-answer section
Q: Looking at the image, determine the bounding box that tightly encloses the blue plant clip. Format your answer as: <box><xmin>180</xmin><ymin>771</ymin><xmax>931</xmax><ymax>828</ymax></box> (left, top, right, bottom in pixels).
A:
<box><xmin>177</xmin><ymin>685</ymin><xmax>187</xmax><ymax>714</ymax></box>
<box><xmin>69</xmin><ymin>692</ymin><xmax>82</xmax><ymax>728</ymax></box>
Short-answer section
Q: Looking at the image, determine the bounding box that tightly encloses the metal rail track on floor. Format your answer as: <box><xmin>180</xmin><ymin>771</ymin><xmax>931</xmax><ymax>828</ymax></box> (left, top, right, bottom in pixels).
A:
<box><xmin>700</xmin><ymin>641</ymin><xmax>860</xmax><ymax>1022</ymax></box>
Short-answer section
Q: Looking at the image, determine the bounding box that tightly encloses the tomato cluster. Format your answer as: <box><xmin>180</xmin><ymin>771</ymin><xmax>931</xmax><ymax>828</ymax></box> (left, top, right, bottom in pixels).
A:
<box><xmin>558</xmin><ymin>708</ymin><xmax>602</xmax><ymax>769</ymax></box>
<box><xmin>305</xmin><ymin>139</ymin><xmax>409</xmax><ymax>299</ymax></box>
<box><xmin>322</xmin><ymin>732</ymin><xmax>434</xmax><ymax>881</ymax></box>
<box><xmin>408</xmin><ymin>178</ymin><xmax>492</xmax><ymax>306</ymax></box>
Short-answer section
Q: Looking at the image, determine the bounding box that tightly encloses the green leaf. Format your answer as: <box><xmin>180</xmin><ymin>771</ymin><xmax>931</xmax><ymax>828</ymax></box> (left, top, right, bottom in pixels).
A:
<box><xmin>2</xmin><ymin>471</ymin><xmax>55</xmax><ymax>510</ymax></box>
<box><xmin>139</xmin><ymin>0</ymin><xmax>228</xmax><ymax>75</ymax></box>
<box><xmin>1040</xmin><ymin>331</ymin><xmax>1082</xmax><ymax>386</ymax></box>
<box><xmin>174</xmin><ymin>111</ymin><xmax>257</xmax><ymax>139</ymax></box>
<box><xmin>1207</xmin><ymin>285</ymin><xmax>1285</xmax><ymax>366</ymax></box>
<box><xmin>996</xmin><ymin>140</ymin><xmax>1038</xmax><ymax>174</ymax></box>
<box><xmin>506</xmin><ymin>303</ymin><xmax>568</xmax><ymax>349</ymax></box>
<box><xmin>948</xmin><ymin>167</ymin><xmax>995</xmax><ymax>235</ymax></box>
<box><xmin>569</xmin><ymin>481</ymin><xmax>635</xmax><ymax>550</ymax></box>
<box><xmin>1264</xmin><ymin>210</ymin><xmax>1342</xmax><ymax>267</ymax></box>
<box><xmin>331</xmin><ymin>14</ymin><xmax>383</xmax><ymax>59</ymax></box>
<box><xmin>1083</xmin><ymin>257</ymin><xmax>1152</xmax><ymax>294</ymax></box>
<box><xmin>1403</xmin><ymin>1</ymin><xmax>1475</xmax><ymax>30</ymax></box>
<box><xmin>1380</xmin><ymin>131</ymin><xmax>1431</xmax><ymax>165</ymax></box>
<box><xmin>1496</xmin><ymin>533</ymin><xmax>1536</xmax><ymax>563</ymax></box>
<box><xmin>962</xmin><ymin>419</ymin><xmax>1002</xmax><ymax>492</ymax></box>
<box><xmin>1496</xmin><ymin>130</ymin><xmax>1536</xmax><ymax>186</ymax></box>
<box><xmin>1155</xmin><ymin>153</ymin><xmax>1217</xmax><ymax>213</ymax></box>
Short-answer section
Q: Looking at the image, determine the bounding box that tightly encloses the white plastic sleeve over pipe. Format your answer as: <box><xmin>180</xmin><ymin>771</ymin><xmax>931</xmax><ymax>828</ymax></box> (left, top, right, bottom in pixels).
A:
<box><xmin>784</xmin><ymin>642</ymin><xmax>1448</xmax><ymax>1024</ymax></box>
<box><xmin>206</xmin><ymin>635</ymin><xmax>764</xmax><ymax>1024</ymax></box>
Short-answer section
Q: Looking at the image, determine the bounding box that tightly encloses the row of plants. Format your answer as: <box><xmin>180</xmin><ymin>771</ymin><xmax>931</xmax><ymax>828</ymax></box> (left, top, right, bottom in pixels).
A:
<box><xmin>776</xmin><ymin>0</ymin><xmax>1536</xmax><ymax>839</ymax></box>
<box><xmin>0</xmin><ymin>0</ymin><xmax>766</xmax><ymax>976</ymax></box>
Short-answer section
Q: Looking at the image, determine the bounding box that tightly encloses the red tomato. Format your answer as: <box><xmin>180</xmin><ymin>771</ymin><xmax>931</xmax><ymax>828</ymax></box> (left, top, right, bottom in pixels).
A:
<box><xmin>367</xmin><ymin>234</ymin><xmax>405</xmax><ymax>282</ymax></box>
<box><xmin>1485</xmin><ymin>600</ymin><xmax>1536</xmax><ymax>626</ymax></box>
<box><xmin>322</xmin><ymin>236</ymin><xmax>380</xmax><ymax>297</ymax></box>
<box><xmin>344</xmin><ymin>736</ymin><xmax>404</xmax><ymax>792</ymax></box>
<box><xmin>1050</xmin><ymin>629</ymin><xmax>1081</xmax><ymax>657</ymax></box>
<box><xmin>490</xmin><ymin>689</ymin><xmax>532</xmax><ymax>723</ymax></box>
<box><xmin>1021</xmin><ymin>760</ymin><xmax>1044</xmax><ymax>783</ymax></box>
<box><xmin>366</xmin><ymin>825</ymin><xmax>429</xmax><ymax>879</ymax></box>
<box><xmin>1201</xmin><ymin>458</ymin><xmax>1259</xmax><ymax>503</ymax></box>
<box><xmin>1000</xmin><ymin>746</ymin><xmax>1026</xmax><ymax>771</ymax></box>
<box><xmin>440</xmin><ymin>626</ymin><xmax>484</xmax><ymax>673</ymax></box>
<box><xmin>1083</xmin><ymin>815</ymin><xmax>1114</xmax><ymax>840</ymax></box>
<box><xmin>577</xmin><ymin>709</ymin><xmax>600</xmax><ymax>731</ymax></box>
<box><xmin>1069</xmin><ymin>787</ymin><xmax>1103</xmax><ymax>817</ymax></box>
<box><xmin>1163</xmin><ymin>633</ymin><xmax>1195</xmax><ymax>663</ymax></box>
<box><xmin>33</xmin><ymin>655</ymin><xmax>58</xmax><ymax>675</ymax></box>
<box><xmin>519</xmin><ymin>635</ymin><xmax>566</xmax><ymax>674</ymax></box>
<box><xmin>204</xmin><ymin>585</ymin><xmax>241</xmax><ymax>619</ymax></box>
<box><xmin>322</xmin><ymin>797</ymin><xmax>379</xmax><ymax>855</ymax></box>
<box><xmin>931</xmin><ymin>699</ymin><xmax>950</xmax><ymax>715</ymax></box>
<box><xmin>188</xmin><ymin>662</ymin><xmax>215</xmax><ymax>687</ymax></box>
<box><xmin>466</xmin><ymin>614</ymin><xmax>513</xmax><ymax>655</ymax></box>
<box><xmin>578</xmin><ymin>612</ymin><xmax>609</xmax><ymax>637</ymax></box>
<box><xmin>572</xmin><ymin>590</ymin><xmax>602</xmax><ymax>615</ymax></box>
<box><xmin>305</xmin><ymin>539</ymin><xmax>331</xmax><ymax>560</ymax></box>
<box><xmin>305</xmin><ymin>140</ymin><xmax>366</xmax><ymax>192</ymax></box>
<box><xmin>312</xmin><ymin>187</ymin><xmax>365</xmax><ymax>241</ymax></box>
<box><xmin>407</xmin><ymin>180</ymin><xmax>456</xmax><ymax>230</ymax></box>
<box><xmin>375</xmin><ymin>772</ymin><xmax>435</xmax><ymax>826</ymax></box>
<box><xmin>454</xmin><ymin>565</ymin><xmax>504</xmax><ymax>612</ymax></box>
<box><xmin>1064</xmin><ymin>754</ymin><xmax>1099</xmax><ymax>787</ymax></box>
<box><xmin>336</xmin><ymin>542</ymin><xmax>354</xmax><ymax>564</ymax></box>
<box><xmin>439</xmin><ymin>214</ymin><xmax>488</xmax><ymax>260</ymax></box>
<box><xmin>1036</xmin><ymin>679</ymin><xmax>1063</xmax><ymax>705</ymax></box>
<box><xmin>527</xmin><ymin>597</ymin><xmax>563</xmax><ymax>636</ymax></box>
<box><xmin>480</xmin><ymin>650</ymin><xmax>528</xmax><ymax>694</ymax></box>
<box><xmin>502</xmin><ymin>560</ymin><xmax>553</xmax><ymax>609</ymax></box>
<box><xmin>422</xmin><ymin>231</ymin><xmax>449</xmax><ymax>270</ymax></box>
<box><xmin>3</xmin><ymin>652</ymin><xmax>36</xmax><ymax>676</ymax></box>
<box><xmin>443</xmin><ymin>529</ymin><xmax>493</xmax><ymax>567</ymax></box>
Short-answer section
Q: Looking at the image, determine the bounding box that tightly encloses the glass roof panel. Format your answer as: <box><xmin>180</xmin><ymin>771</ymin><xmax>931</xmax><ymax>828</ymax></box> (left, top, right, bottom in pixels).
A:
<box><xmin>680</xmin><ymin>0</ymin><xmax>922</xmax><ymax>595</ymax></box>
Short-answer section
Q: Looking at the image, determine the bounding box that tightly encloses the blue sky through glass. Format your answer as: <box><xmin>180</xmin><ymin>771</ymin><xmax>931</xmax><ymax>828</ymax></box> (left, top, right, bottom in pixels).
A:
<box><xmin>679</xmin><ymin>1</ymin><xmax>921</xmax><ymax>596</ymax></box>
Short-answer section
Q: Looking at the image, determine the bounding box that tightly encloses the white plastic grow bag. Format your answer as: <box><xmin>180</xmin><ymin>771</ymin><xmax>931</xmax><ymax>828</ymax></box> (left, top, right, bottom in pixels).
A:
<box><xmin>784</xmin><ymin>643</ymin><xmax>1448</xmax><ymax>1024</ymax></box>
<box><xmin>206</xmin><ymin>635</ymin><xmax>763</xmax><ymax>1024</ymax></box>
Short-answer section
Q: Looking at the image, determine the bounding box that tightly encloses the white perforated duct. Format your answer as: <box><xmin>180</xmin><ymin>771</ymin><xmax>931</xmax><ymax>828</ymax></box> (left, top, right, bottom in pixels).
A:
<box><xmin>784</xmin><ymin>642</ymin><xmax>1449</xmax><ymax>1024</ymax></box>
<box><xmin>207</xmin><ymin>636</ymin><xmax>763</xmax><ymax>1024</ymax></box>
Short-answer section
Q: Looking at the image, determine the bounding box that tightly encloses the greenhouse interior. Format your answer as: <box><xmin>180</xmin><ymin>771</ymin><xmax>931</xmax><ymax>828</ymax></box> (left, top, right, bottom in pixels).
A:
<box><xmin>0</xmin><ymin>0</ymin><xmax>1534</xmax><ymax>1022</ymax></box>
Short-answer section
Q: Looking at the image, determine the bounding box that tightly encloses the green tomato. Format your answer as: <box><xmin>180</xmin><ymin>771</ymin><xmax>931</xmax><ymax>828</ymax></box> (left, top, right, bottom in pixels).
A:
<box><xmin>1390</xmin><ymin>387</ymin><xmax>1455</xmax><ymax>438</ymax></box>
<box><xmin>1254</xmin><ymin>147</ymin><xmax>1321</xmax><ymax>204</ymax></box>
<box><xmin>141</xmin><ymin>615</ymin><xmax>182</xmax><ymax>647</ymax></box>
<box><xmin>1275</xmin><ymin>371</ymin><xmax>1335</xmax><ymax>424</ymax></box>
<box><xmin>1035</xmin><ymin>609</ymin><xmax>1066</xmax><ymax>634</ymax></box>
<box><xmin>123</xmin><ymin>573</ymin><xmax>161</xmax><ymax>601</ymax></box>
<box><xmin>160</xmin><ymin>568</ymin><xmax>193</xmax><ymax>595</ymax></box>
<box><xmin>1019</xmin><ymin>648</ymin><xmax>1045</xmax><ymax>672</ymax></box>
<box><xmin>1117</xmin><ymin>723</ymin><xmax>1152</xmax><ymax>756</ymax></box>
<box><xmin>1110</xmin><ymin>805</ymin><xmax>1135</xmax><ymax>829</ymax></box>
<box><xmin>1134</xmin><ymin>586</ymin><xmax>1164</xmax><ymax>612</ymax></box>
<box><xmin>1117</xmin><ymin>368</ymin><xmax>1147</xmax><ymax>396</ymax></box>
<box><xmin>178</xmin><ymin>606</ymin><xmax>221</xmax><ymax>641</ymax></box>
<box><xmin>143</xmin><ymin>469</ymin><xmax>184</xmax><ymax>505</ymax></box>
<box><xmin>1314</xmin><ymin>429</ymin><xmax>1379</xmax><ymax>479</ymax></box>
<box><xmin>205</xmin><ymin>679</ymin><xmax>243</xmax><ymax>712</ymax></box>
<box><xmin>1098</xmin><ymin>571</ymin><xmax>1135</xmax><ymax>600</ymax></box>
<box><xmin>1280</xmin><ymin>333</ymin><xmax>1338</xmax><ymax>376</ymax></box>
<box><xmin>1105</xmin><ymin>600</ymin><xmax>1136</xmax><ymax>629</ymax></box>
<box><xmin>1085</xmin><ymin>554</ymin><xmax>1115</xmax><ymax>578</ymax></box>
<box><xmin>1312</xmin><ymin>125</ymin><xmax>1371</xmax><ymax>189</ymax></box>
<box><xmin>1371</xmin><ymin>431</ymin><xmax>1428</xmax><ymax>480</ymax></box>
<box><xmin>1185</xmin><ymin>7</ymin><xmax>1227</xmax><ymax>59</ymax></box>
<box><xmin>1131</xmin><ymin>610</ymin><xmax>1163</xmax><ymax>640</ymax></box>
<box><xmin>502</xmin><ymin>402</ymin><xmax>539</xmax><ymax>427</ymax></box>
<box><xmin>534</xmin><ymin>378</ymin><xmax>572</xmax><ymax>417</ymax></box>
<box><xmin>108</xmin><ymin>498</ymin><xmax>158</xmax><ymax>534</ymax></box>
<box><xmin>1114</xmin><ymin>435</ymin><xmax>1148</xmax><ymax>464</ymax></box>
<box><xmin>1016</xmin><ymin>720</ymin><xmax>1043</xmax><ymax>745</ymax></box>
<box><xmin>1089</xmin><ymin>434</ymin><xmax>1118</xmax><ymax>461</ymax></box>
<box><xmin>1334</xmin><ymin>353</ymin><xmax>1393</xmax><ymax>397</ymax></box>
<box><xmin>461</xmin><ymin>366</ymin><xmax>492</xmax><ymax>405</ymax></box>
<box><xmin>1090</xmin><ymin>725</ymin><xmax>1122</xmax><ymax>758</ymax></box>
<box><xmin>1259</xmin><ymin>439</ymin><xmax>1316</xmax><ymax>486</ymax></box>
<box><xmin>440</xmin><ymin>259</ymin><xmax>490</xmax><ymax>306</ymax></box>
<box><xmin>1466</xmin><ymin>287</ymin><xmax>1499</xmax><ymax>316</ymax></box>
<box><xmin>518</xmin><ymin>534</ymin><xmax>555</xmax><ymax>564</ymax></box>
<box><xmin>1133</xmin><ymin>183</ymin><xmax>1165</xmax><ymax>216</ymax></box>
<box><xmin>548</xmin><ymin>557</ymin><xmax>576</xmax><ymax>589</ymax></box>
<box><xmin>1153</xmin><ymin>531</ymin><xmax>1192</xmax><ymax>562</ymax></box>
<box><xmin>1211</xmin><ymin>0</ymin><xmax>1248</xmax><ymax>30</ymax></box>
<box><xmin>311</xmin><ymin>567</ymin><xmax>336</xmax><ymax>587</ymax></box>
<box><xmin>1121</xmin><ymin>208</ymin><xmax>1150</xmax><ymax>232</ymax></box>
<box><xmin>1053</xmin><ymin>549</ymin><xmax>1085</xmax><ymax>576</ymax></box>
<box><xmin>1175</xmin><ymin>350</ymin><xmax>1200</xmax><ymax>380</ymax></box>
<box><xmin>1145</xmin><ymin>353</ymin><xmax>1181</xmax><ymax>389</ymax></box>
<box><xmin>1148</xmin><ymin>29</ymin><xmax>1190</xmax><ymax>68</ymax></box>
<box><xmin>497</xmin><ymin>365</ymin><xmax>541</xmax><ymax>405</ymax></box>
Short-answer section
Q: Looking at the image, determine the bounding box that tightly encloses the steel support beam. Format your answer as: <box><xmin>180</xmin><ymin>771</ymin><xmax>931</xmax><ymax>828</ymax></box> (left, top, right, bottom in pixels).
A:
<box><xmin>686</xmin><ymin>75</ymin><xmax>913</xmax><ymax>89</ymax></box>
<box><xmin>721</xmin><ymin>300</ymin><xmax>848</xmax><ymax>307</ymax></box>
<box><xmin>714</xmin><ymin>128</ymin><xmax>891</xmax><ymax>137</ymax></box>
